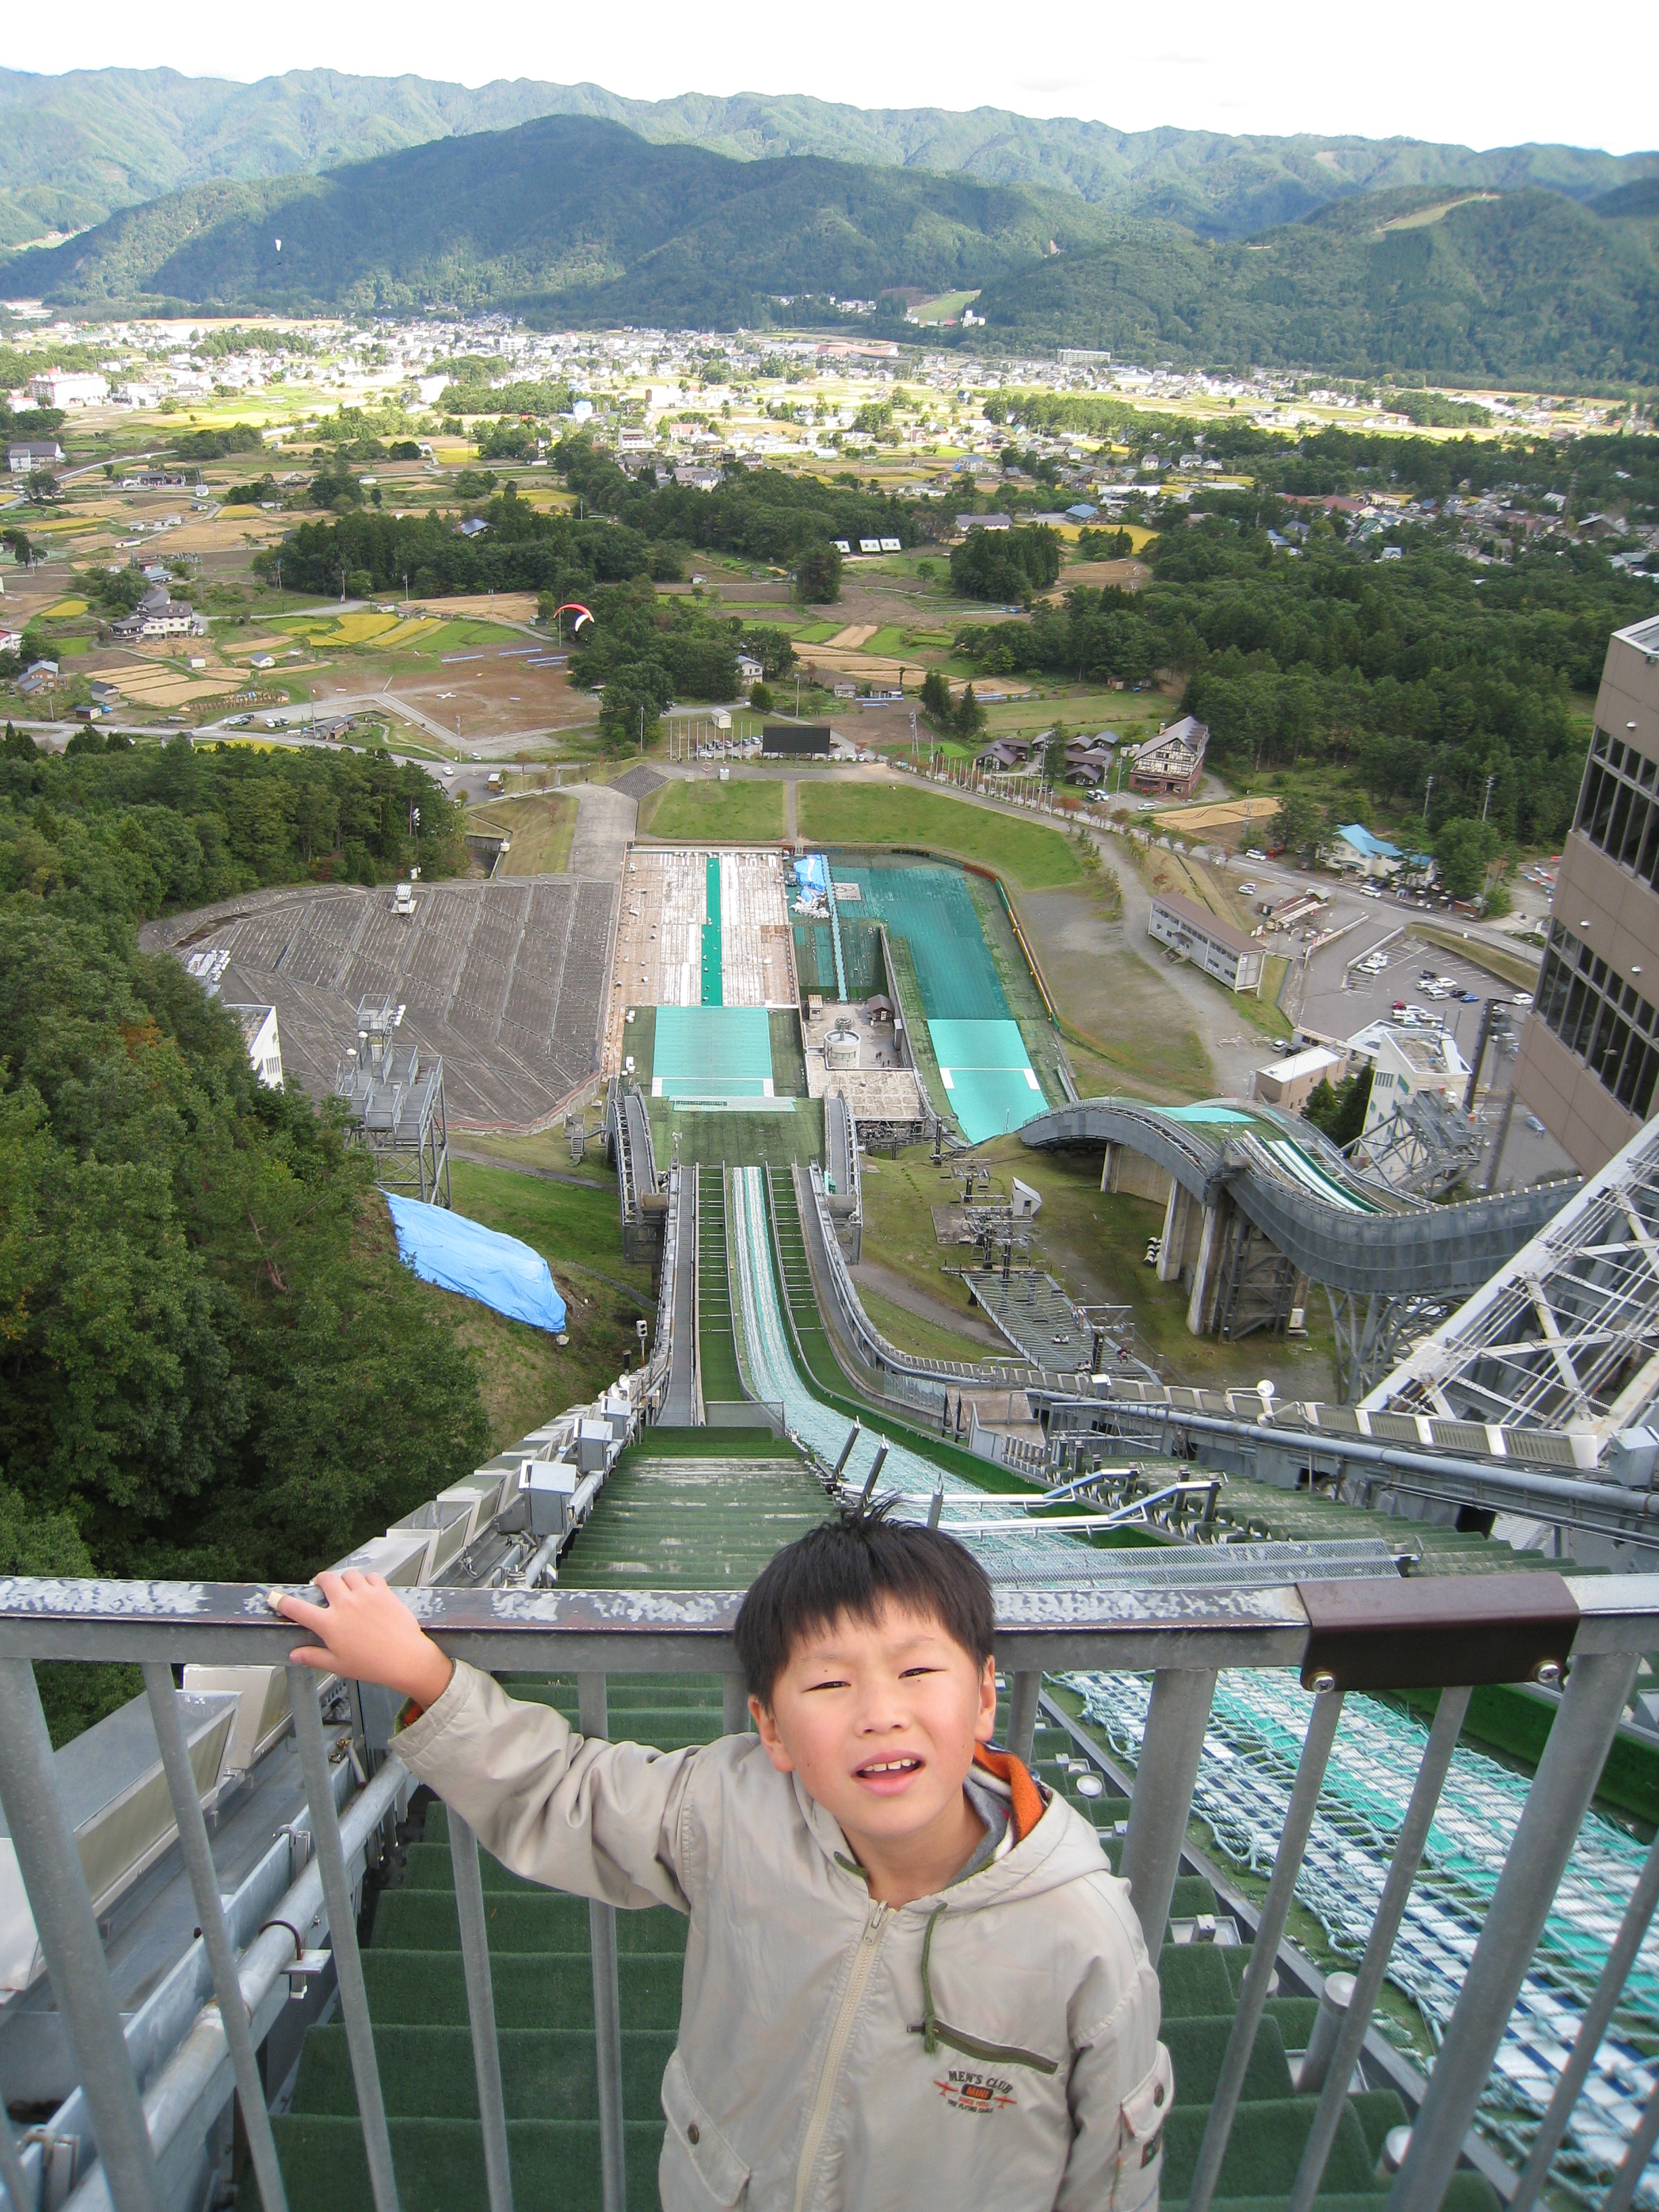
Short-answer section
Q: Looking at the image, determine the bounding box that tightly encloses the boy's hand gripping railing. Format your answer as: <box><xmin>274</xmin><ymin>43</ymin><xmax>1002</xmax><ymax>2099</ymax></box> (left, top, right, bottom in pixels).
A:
<box><xmin>0</xmin><ymin>1568</ymin><xmax>1653</xmax><ymax>2212</ymax></box>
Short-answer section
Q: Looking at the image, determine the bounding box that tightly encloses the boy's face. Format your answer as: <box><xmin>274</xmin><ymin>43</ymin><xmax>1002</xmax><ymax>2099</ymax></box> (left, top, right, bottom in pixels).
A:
<box><xmin>751</xmin><ymin>1599</ymin><xmax>998</xmax><ymax>1853</ymax></box>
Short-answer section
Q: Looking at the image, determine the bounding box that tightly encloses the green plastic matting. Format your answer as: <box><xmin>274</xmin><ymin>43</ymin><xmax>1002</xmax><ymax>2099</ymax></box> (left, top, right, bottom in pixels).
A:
<box><xmin>701</xmin><ymin>854</ymin><xmax>722</xmax><ymax>1006</ymax></box>
<box><xmin>651</xmin><ymin>1005</ymin><xmax>772</xmax><ymax>1102</ymax></box>
<box><xmin>927</xmin><ymin>1017</ymin><xmax>1044</xmax><ymax>1143</ymax></box>
<box><xmin>830</xmin><ymin>863</ymin><xmax>1010</xmax><ymax>1023</ymax></box>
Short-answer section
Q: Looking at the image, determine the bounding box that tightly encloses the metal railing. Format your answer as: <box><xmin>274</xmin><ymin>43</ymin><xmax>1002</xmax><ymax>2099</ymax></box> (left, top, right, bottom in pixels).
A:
<box><xmin>2</xmin><ymin>1568</ymin><xmax>1658</xmax><ymax>2211</ymax></box>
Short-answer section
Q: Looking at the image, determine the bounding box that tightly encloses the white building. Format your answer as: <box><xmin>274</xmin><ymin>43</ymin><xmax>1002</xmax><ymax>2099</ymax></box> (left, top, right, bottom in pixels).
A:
<box><xmin>7</xmin><ymin>441</ymin><xmax>62</xmax><ymax>474</ymax></box>
<box><xmin>27</xmin><ymin>371</ymin><xmax>108</xmax><ymax>407</ymax></box>
<box><xmin>226</xmin><ymin>1005</ymin><xmax>283</xmax><ymax>1089</ymax></box>
<box><xmin>1347</xmin><ymin>1021</ymin><xmax>1469</xmax><ymax>1136</ymax></box>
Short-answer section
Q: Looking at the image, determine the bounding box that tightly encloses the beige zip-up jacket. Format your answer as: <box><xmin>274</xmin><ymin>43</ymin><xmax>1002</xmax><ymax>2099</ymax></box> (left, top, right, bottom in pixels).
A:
<box><xmin>397</xmin><ymin>1663</ymin><xmax>1170</xmax><ymax>2212</ymax></box>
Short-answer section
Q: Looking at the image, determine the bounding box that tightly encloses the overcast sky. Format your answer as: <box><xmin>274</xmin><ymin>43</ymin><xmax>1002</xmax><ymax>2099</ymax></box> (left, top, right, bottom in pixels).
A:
<box><xmin>9</xmin><ymin>0</ymin><xmax>1654</xmax><ymax>159</ymax></box>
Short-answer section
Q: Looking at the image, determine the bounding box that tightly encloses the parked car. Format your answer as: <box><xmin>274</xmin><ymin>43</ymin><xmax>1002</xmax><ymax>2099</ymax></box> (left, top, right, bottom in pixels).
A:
<box><xmin>1526</xmin><ymin>1115</ymin><xmax>1547</xmax><ymax>1134</ymax></box>
<box><xmin>1461</xmin><ymin>991</ymin><xmax>1481</xmax><ymax>1004</ymax></box>
<box><xmin>1513</xmin><ymin>991</ymin><xmax>1534</xmax><ymax>1008</ymax></box>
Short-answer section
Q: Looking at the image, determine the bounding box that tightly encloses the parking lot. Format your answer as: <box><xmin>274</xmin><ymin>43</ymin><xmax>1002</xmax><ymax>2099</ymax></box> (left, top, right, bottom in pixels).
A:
<box><xmin>1290</xmin><ymin>922</ymin><xmax>1575</xmax><ymax>1191</ymax></box>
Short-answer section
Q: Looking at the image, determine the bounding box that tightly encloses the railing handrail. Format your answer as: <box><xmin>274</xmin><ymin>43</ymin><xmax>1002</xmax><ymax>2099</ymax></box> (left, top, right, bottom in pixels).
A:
<box><xmin>5</xmin><ymin>1563</ymin><xmax>1658</xmax><ymax>2212</ymax></box>
<box><xmin>0</xmin><ymin>1568</ymin><xmax>1649</xmax><ymax>1675</ymax></box>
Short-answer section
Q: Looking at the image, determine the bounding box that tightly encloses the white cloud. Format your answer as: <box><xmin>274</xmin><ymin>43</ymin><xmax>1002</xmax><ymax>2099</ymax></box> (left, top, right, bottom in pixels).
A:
<box><xmin>5</xmin><ymin>0</ymin><xmax>1654</xmax><ymax>159</ymax></box>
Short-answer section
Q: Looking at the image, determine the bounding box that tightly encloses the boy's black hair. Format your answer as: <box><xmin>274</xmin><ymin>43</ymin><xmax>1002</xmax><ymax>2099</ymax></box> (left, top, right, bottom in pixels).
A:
<box><xmin>733</xmin><ymin>1500</ymin><xmax>995</xmax><ymax>1706</ymax></box>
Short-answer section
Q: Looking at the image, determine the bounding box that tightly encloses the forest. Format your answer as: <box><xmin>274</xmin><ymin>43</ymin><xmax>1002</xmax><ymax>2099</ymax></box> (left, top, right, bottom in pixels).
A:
<box><xmin>0</xmin><ymin>738</ymin><xmax>490</xmax><ymax>1737</ymax></box>
<box><xmin>953</xmin><ymin>517</ymin><xmax>1658</xmax><ymax>848</ymax></box>
<box><xmin>258</xmin><ymin>447</ymin><xmax>909</xmax><ymax>605</ymax></box>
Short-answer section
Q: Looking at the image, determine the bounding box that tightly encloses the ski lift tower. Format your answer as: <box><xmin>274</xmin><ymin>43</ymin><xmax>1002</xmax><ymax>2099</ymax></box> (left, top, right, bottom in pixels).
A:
<box><xmin>332</xmin><ymin>996</ymin><xmax>451</xmax><ymax>1206</ymax></box>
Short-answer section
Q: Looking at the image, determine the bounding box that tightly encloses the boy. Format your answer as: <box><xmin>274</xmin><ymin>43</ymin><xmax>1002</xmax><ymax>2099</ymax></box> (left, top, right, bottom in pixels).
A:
<box><xmin>277</xmin><ymin>1507</ymin><xmax>1169</xmax><ymax>2209</ymax></box>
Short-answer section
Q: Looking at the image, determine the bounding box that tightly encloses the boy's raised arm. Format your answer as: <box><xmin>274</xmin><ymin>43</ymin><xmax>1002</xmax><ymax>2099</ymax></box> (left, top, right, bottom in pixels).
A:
<box><xmin>275</xmin><ymin>1572</ymin><xmax>696</xmax><ymax>1915</ymax></box>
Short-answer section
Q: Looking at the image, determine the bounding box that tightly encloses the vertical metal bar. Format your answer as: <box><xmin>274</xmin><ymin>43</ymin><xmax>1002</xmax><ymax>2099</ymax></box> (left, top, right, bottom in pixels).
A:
<box><xmin>1005</xmin><ymin>1671</ymin><xmax>1040</xmax><ymax>1765</ymax></box>
<box><xmin>286</xmin><ymin>1667</ymin><xmax>401</xmax><ymax>2212</ymax></box>
<box><xmin>1119</xmin><ymin>1667</ymin><xmax>1218</xmax><ymax>1955</ymax></box>
<box><xmin>579</xmin><ymin>1674</ymin><xmax>626</xmax><ymax>2212</ymax></box>
<box><xmin>1185</xmin><ymin>1685</ymin><xmax>1345</xmax><ymax>2212</ymax></box>
<box><xmin>1509</xmin><ymin>1821</ymin><xmax>1659</xmax><ymax>2212</ymax></box>
<box><xmin>0</xmin><ymin>1659</ymin><xmax>164</xmax><ymax>2212</ymax></box>
<box><xmin>1596</xmin><ymin>2072</ymin><xmax>1659</xmax><ymax>2212</ymax></box>
<box><xmin>722</xmin><ymin>1674</ymin><xmax>750</xmax><ymax>1736</ymax></box>
<box><xmin>141</xmin><ymin>1663</ymin><xmax>290</xmax><ymax>2212</ymax></box>
<box><xmin>449</xmin><ymin>1812</ymin><xmax>514</xmax><ymax>2212</ymax></box>
<box><xmin>1387</xmin><ymin>1650</ymin><xmax>1641</xmax><ymax>2212</ymax></box>
<box><xmin>0</xmin><ymin>2113</ymin><xmax>32</xmax><ymax>2212</ymax></box>
<box><xmin>1288</xmin><ymin>1685</ymin><xmax>1471</xmax><ymax>2212</ymax></box>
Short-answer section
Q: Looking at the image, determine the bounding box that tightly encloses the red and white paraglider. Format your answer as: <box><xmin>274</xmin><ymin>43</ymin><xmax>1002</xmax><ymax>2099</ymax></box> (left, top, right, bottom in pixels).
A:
<box><xmin>552</xmin><ymin>602</ymin><xmax>594</xmax><ymax>632</ymax></box>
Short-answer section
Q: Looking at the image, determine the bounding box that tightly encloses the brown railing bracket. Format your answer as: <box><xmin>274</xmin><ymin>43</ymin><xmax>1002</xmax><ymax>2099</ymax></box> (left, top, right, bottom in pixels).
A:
<box><xmin>1296</xmin><ymin>1570</ymin><xmax>1580</xmax><ymax>1694</ymax></box>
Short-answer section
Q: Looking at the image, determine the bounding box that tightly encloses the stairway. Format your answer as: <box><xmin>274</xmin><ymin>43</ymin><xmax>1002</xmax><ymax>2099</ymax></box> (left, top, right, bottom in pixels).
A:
<box><xmin>270</xmin><ymin>1675</ymin><xmax>722</xmax><ymax>2211</ymax></box>
<box><xmin>269</xmin><ymin>1687</ymin><xmax>1499</xmax><ymax>2211</ymax></box>
<box><xmin>1023</xmin><ymin>1723</ymin><xmax>1500</xmax><ymax>2212</ymax></box>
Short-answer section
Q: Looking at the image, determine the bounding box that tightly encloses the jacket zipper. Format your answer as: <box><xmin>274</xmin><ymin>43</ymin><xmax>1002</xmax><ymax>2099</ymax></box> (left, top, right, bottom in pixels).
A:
<box><xmin>792</xmin><ymin>1903</ymin><xmax>889</xmax><ymax>2212</ymax></box>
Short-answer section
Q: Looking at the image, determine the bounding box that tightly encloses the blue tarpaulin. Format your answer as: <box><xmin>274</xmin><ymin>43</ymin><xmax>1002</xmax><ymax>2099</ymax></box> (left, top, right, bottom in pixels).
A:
<box><xmin>384</xmin><ymin>1195</ymin><xmax>567</xmax><ymax>1332</ymax></box>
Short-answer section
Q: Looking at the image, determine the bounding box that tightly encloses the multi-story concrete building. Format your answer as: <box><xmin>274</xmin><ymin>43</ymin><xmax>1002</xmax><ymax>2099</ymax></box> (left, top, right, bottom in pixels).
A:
<box><xmin>1515</xmin><ymin>612</ymin><xmax>1659</xmax><ymax>1171</ymax></box>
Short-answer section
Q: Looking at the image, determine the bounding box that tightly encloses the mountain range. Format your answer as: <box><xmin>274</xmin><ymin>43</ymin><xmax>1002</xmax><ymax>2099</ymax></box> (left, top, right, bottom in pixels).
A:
<box><xmin>2</xmin><ymin>66</ymin><xmax>1654</xmax><ymax>250</ymax></box>
<box><xmin>3</xmin><ymin>79</ymin><xmax>1656</xmax><ymax>384</ymax></box>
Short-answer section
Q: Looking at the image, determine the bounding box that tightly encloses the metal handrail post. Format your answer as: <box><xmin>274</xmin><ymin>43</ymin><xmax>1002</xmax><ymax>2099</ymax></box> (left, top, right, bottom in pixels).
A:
<box><xmin>0</xmin><ymin>2113</ymin><xmax>32</xmax><ymax>2212</ymax></box>
<box><xmin>140</xmin><ymin>1663</ymin><xmax>289</xmax><ymax>2212</ymax></box>
<box><xmin>1287</xmin><ymin>1684</ymin><xmax>1471</xmax><ymax>2212</ymax></box>
<box><xmin>1597</xmin><ymin>2071</ymin><xmax>1659</xmax><ymax>2212</ymax></box>
<box><xmin>1118</xmin><ymin>1667</ymin><xmax>1218</xmax><ymax>1954</ymax></box>
<box><xmin>0</xmin><ymin>1659</ymin><xmax>165</xmax><ymax>2212</ymax></box>
<box><xmin>286</xmin><ymin>1668</ymin><xmax>401</xmax><ymax>2212</ymax></box>
<box><xmin>1387</xmin><ymin>1647</ymin><xmax>1641</xmax><ymax>2212</ymax></box>
<box><xmin>1509</xmin><ymin>1819</ymin><xmax>1659</xmax><ymax>2210</ymax></box>
<box><xmin>1185</xmin><ymin>1685</ymin><xmax>1345</xmax><ymax>2212</ymax></box>
<box><xmin>1005</xmin><ymin>1671</ymin><xmax>1041</xmax><ymax>1764</ymax></box>
<box><xmin>579</xmin><ymin>1674</ymin><xmax>626</xmax><ymax>2212</ymax></box>
<box><xmin>449</xmin><ymin>1812</ymin><xmax>514</xmax><ymax>2212</ymax></box>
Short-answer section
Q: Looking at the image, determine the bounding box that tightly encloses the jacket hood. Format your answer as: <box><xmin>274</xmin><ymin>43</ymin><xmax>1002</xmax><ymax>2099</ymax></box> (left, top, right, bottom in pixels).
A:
<box><xmin>794</xmin><ymin>1746</ymin><xmax>1111</xmax><ymax>1914</ymax></box>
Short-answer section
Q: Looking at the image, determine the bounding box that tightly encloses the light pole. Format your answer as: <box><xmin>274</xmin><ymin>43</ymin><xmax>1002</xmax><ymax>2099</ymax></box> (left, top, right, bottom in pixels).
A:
<box><xmin>1481</xmin><ymin>772</ymin><xmax>1496</xmax><ymax>822</ymax></box>
<box><xmin>1422</xmin><ymin>773</ymin><xmax>1434</xmax><ymax>823</ymax></box>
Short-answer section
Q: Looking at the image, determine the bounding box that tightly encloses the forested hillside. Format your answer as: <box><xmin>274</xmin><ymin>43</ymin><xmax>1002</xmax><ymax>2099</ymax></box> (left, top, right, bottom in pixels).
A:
<box><xmin>2</xmin><ymin>64</ymin><xmax>1654</xmax><ymax>249</ymax></box>
<box><xmin>974</xmin><ymin>186</ymin><xmax>1659</xmax><ymax>382</ymax></box>
<box><xmin>12</xmin><ymin>115</ymin><xmax>1655</xmax><ymax>381</ymax></box>
<box><xmin>0</xmin><ymin>736</ymin><xmax>489</xmax><ymax>1681</ymax></box>
<box><xmin>11</xmin><ymin>116</ymin><xmax>1131</xmax><ymax>319</ymax></box>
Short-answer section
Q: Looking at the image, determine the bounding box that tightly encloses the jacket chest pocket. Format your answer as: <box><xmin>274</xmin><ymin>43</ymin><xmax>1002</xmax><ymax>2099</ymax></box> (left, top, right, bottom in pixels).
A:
<box><xmin>1112</xmin><ymin>2042</ymin><xmax>1174</xmax><ymax>2209</ymax></box>
<box><xmin>660</xmin><ymin>2048</ymin><xmax>751</xmax><ymax>2209</ymax></box>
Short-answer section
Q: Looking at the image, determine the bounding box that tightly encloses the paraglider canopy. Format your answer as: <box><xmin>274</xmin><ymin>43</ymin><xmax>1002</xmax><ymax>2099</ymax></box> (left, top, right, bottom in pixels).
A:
<box><xmin>552</xmin><ymin>601</ymin><xmax>594</xmax><ymax>632</ymax></box>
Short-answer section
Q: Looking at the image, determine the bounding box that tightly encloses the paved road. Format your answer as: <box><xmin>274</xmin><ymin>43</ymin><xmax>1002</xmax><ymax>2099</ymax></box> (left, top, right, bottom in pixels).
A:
<box><xmin>567</xmin><ymin>781</ymin><xmax>637</xmax><ymax>880</ymax></box>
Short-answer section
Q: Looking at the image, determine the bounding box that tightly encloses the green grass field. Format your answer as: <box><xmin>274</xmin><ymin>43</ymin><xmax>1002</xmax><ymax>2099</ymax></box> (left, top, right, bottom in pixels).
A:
<box><xmin>855</xmin><ymin>1285</ymin><xmax>1001</xmax><ymax>1368</ymax></box>
<box><xmin>797</xmin><ymin>783</ymin><xmax>1083</xmax><ymax>893</ymax></box>
<box><xmin>641</xmin><ymin>779</ymin><xmax>787</xmax><ymax>842</ymax></box>
<box><xmin>448</xmin><ymin>1162</ymin><xmax>654</xmax><ymax>1303</ymax></box>
<box><xmin>858</xmin><ymin>1143</ymin><xmax>1337</xmax><ymax>1395</ymax></box>
<box><xmin>388</xmin><ymin>1167</ymin><xmax>649</xmax><ymax>1454</ymax></box>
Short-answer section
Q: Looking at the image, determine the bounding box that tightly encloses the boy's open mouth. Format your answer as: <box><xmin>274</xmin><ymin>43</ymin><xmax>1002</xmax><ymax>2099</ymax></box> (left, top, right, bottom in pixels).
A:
<box><xmin>855</xmin><ymin>1755</ymin><xmax>924</xmax><ymax>1790</ymax></box>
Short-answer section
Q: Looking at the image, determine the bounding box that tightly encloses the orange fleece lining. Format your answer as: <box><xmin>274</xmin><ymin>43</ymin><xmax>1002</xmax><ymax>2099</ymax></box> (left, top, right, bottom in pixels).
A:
<box><xmin>972</xmin><ymin>1744</ymin><xmax>1046</xmax><ymax>1844</ymax></box>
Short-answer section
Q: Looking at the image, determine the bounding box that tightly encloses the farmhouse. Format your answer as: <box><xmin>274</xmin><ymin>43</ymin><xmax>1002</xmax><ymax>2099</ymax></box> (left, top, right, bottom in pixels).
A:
<box><xmin>7</xmin><ymin>441</ymin><xmax>62</xmax><ymax>474</ymax></box>
<box><xmin>1128</xmin><ymin>715</ymin><xmax>1209</xmax><ymax>800</ymax></box>
<box><xmin>110</xmin><ymin>585</ymin><xmax>207</xmax><ymax>642</ymax></box>
<box><xmin>1330</xmin><ymin>823</ymin><xmax>1404</xmax><ymax>879</ymax></box>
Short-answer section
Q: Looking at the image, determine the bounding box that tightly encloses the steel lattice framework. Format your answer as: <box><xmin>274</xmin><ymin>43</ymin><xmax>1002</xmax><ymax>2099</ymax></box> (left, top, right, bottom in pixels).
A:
<box><xmin>1362</xmin><ymin>1113</ymin><xmax>1659</xmax><ymax>1441</ymax></box>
